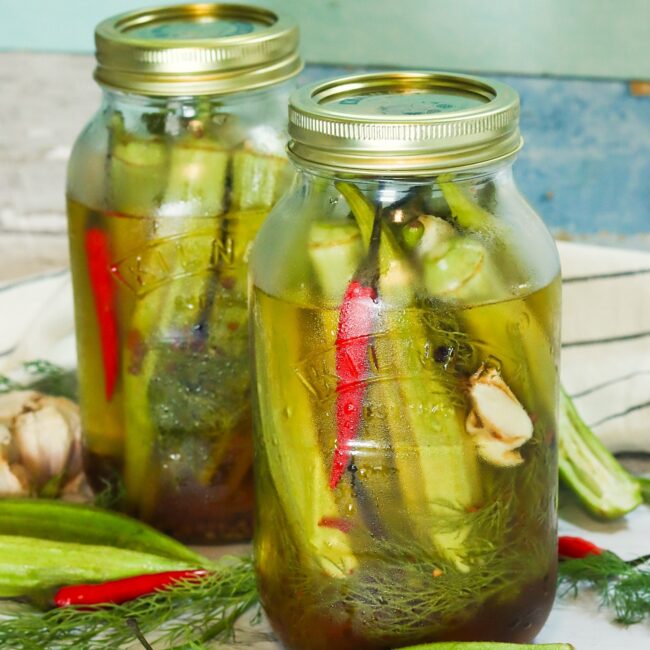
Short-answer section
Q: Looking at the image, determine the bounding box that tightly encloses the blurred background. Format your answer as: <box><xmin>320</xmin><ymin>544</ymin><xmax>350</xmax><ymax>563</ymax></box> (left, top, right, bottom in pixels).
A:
<box><xmin>0</xmin><ymin>0</ymin><xmax>648</xmax><ymax>281</ymax></box>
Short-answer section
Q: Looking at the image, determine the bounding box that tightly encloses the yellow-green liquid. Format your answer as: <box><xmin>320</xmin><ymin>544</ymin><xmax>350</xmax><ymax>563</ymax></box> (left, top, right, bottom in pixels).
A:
<box><xmin>252</xmin><ymin>278</ymin><xmax>560</xmax><ymax>649</ymax></box>
<box><xmin>68</xmin><ymin>197</ymin><xmax>268</xmax><ymax>542</ymax></box>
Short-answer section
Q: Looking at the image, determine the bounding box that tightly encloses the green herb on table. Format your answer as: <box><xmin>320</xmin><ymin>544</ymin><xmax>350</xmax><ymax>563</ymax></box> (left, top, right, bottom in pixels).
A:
<box><xmin>558</xmin><ymin>534</ymin><xmax>650</xmax><ymax>625</ymax></box>
<box><xmin>0</xmin><ymin>360</ymin><xmax>77</xmax><ymax>401</ymax></box>
<box><xmin>0</xmin><ymin>557</ymin><xmax>257</xmax><ymax>650</ymax></box>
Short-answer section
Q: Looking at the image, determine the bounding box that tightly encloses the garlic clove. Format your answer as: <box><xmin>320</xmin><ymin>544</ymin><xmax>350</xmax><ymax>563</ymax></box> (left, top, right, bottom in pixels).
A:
<box><xmin>13</xmin><ymin>405</ymin><xmax>73</xmax><ymax>486</ymax></box>
<box><xmin>39</xmin><ymin>396</ymin><xmax>82</xmax><ymax>476</ymax></box>
<box><xmin>469</xmin><ymin>382</ymin><xmax>533</xmax><ymax>446</ymax></box>
<box><xmin>466</xmin><ymin>363</ymin><xmax>534</xmax><ymax>468</ymax></box>
<box><xmin>0</xmin><ymin>391</ymin><xmax>38</xmax><ymax>425</ymax></box>
<box><xmin>0</xmin><ymin>459</ymin><xmax>27</xmax><ymax>495</ymax></box>
<box><xmin>473</xmin><ymin>433</ymin><xmax>524</xmax><ymax>467</ymax></box>
<box><xmin>0</xmin><ymin>423</ymin><xmax>11</xmax><ymax>460</ymax></box>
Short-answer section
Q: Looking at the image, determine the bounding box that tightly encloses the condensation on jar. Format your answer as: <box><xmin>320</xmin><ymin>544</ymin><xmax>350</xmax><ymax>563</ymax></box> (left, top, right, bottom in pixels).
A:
<box><xmin>250</xmin><ymin>71</ymin><xmax>561</xmax><ymax>649</ymax></box>
<box><xmin>66</xmin><ymin>3</ymin><xmax>302</xmax><ymax>543</ymax></box>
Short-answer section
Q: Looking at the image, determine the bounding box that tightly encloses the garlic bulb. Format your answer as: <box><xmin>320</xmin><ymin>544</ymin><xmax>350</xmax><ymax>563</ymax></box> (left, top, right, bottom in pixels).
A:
<box><xmin>0</xmin><ymin>391</ymin><xmax>84</xmax><ymax>497</ymax></box>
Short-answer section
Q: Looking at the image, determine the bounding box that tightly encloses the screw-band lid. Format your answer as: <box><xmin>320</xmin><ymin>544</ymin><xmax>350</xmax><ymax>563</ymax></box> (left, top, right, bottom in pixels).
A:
<box><xmin>288</xmin><ymin>71</ymin><xmax>522</xmax><ymax>175</ymax></box>
<box><xmin>95</xmin><ymin>3</ymin><xmax>302</xmax><ymax>96</ymax></box>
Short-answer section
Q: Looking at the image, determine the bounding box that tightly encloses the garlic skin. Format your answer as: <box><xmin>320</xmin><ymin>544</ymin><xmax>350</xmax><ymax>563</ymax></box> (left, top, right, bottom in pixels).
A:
<box><xmin>0</xmin><ymin>459</ymin><xmax>27</xmax><ymax>495</ymax></box>
<box><xmin>0</xmin><ymin>391</ymin><xmax>83</xmax><ymax>496</ymax></box>
<box><xmin>466</xmin><ymin>364</ymin><xmax>534</xmax><ymax>467</ymax></box>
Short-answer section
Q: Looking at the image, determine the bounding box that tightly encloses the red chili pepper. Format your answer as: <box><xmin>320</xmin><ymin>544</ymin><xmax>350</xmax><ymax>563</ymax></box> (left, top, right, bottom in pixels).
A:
<box><xmin>54</xmin><ymin>569</ymin><xmax>208</xmax><ymax>607</ymax></box>
<box><xmin>85</xmin><ymin>228</ymin><xmax>119</xmax><ymax>400</ymax></box>
<box><xmin>329</xmin><ymin>279</ymin><xmax>377</xmax><ymax>489</ymax></box>
<box><xmin>558</xmin><ymin>535</ymin><xmax>603</xmax><ymax>559</ymax></box>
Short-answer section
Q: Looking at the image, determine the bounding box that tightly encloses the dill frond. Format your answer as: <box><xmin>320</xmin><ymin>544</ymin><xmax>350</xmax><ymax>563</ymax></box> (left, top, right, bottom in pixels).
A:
<box><xmin>0</xmin><ymin>556</ymin><xmax>258</xmax><ymax>650</ymax></box>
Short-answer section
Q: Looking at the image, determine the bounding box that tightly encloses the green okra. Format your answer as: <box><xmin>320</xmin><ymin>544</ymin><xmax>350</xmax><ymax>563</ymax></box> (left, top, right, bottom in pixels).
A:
<box><xmin>106</xmin><ymin>114</ymin><xmax>168</xmax><ymax>218</ymax></box>
<box><xmin>438</xmin><ymin>176</ymin><xmax>557</xmax><ymax>422</ymax></box>
<box><xmin>122</xmin><ymin>137</ymin><xmax>230</xmax><ymax>512</ymax></box>
<box><xmin>252</xmin><ymin>293</ymin><xmax>357</xmax><ymax>578</ymax></box>
<box><xmin>0</xmin><ymin>535</ymin><xmax>194</xmax><ymax>597</ymax></box>
<box><xmin>559</xmin><ymin>387</ymin><xmax>642</xmax><ymax>519</ymax></box>
<box><xmin>230</xmin><ymin>147</ymin><xmax>288</xmax><ymax>211</ymax></box>
<box><xmin>394</xmin><ymin>641</ymin><xmax>574</xmax><ymax>650</ymax></box>
<box><xmin>638</xmin><ymin>476</ymin><xmax>650</xmax><ymax>503</ymax></box>
<box><xmin>0</xmin><ymin>500</ymin><xmax>206</xmax><ymax>565</ymax></box>
<box><xmin>164</xmin><ymin>140</ymin><xmax>229</xmax><ymax>215</ymax></box>
<box><xmin>308</xmin><ymin>220</ymin><xmax>363</xmax><ymax>302</ymax></box>
<box><xmin>438</xmin><ymin>174</ymin><xmax>500</xmax><ymax>233</ymax></box>
<box><xmin>335</xmin><ymin>181</ymin><xmax>483</xmax><ymax>569</ymax></box>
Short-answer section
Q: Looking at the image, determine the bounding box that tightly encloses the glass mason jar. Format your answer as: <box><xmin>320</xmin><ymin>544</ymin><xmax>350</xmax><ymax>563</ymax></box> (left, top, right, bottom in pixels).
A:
<box><xmin>250</xmin><ymin>72</ymin><xmax>561</xmax><ymax>648</ymax></box>
<box><xmin>66</xmin><ymin>3</ymin><xmax>302</xmax><ymax>542</ymax></box>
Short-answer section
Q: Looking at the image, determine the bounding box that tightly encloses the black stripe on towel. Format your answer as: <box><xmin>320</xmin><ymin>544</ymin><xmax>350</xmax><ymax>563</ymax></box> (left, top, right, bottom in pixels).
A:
<box><xmin>571</xmin><ymin>370</ymin><xmax>650</xmax><ymax>398</ymax></box>
<box><xmin>563</xmin><ymin>268</ymin><xmax>650</xmax><ymax>284</ymax></box>
<box><xmin>562</xmin><ymin>330</ymin><xmax>650</xmax><ymax>348</ymax></box>
<box><xmin>590</xmin><ymin>400</ymin><xmax>650</xmax><ymax>428</ymax></box>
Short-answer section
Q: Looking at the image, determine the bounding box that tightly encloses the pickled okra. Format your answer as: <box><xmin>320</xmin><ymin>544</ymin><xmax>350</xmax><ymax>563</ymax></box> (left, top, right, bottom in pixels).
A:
<box><xmin>69</xmin><ymin>102</ymin><xmax>290</xmax><ymax>542</ymax></box>
<box><xmin>252</xmin><ymin>175</ymin><xmax>560</xmax><ymax>648</ymax></box>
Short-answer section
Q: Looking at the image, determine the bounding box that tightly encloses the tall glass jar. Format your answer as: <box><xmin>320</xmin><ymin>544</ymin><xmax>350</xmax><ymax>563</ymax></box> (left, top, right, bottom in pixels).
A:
<box><xmin>66</xmin><ymin>3</ymin><xmax>301</xmax><ymax>542</ymax></box>
<box><xmin>250</xmin><ymin>72</ymin><xmax>560</xmax><ymax>648</ymax></box>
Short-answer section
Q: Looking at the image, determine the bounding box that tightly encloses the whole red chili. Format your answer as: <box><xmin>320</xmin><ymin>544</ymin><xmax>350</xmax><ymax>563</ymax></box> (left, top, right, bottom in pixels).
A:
<box><xmin>54</xmin><ymin>569</ymin><xmax>208</xmax><ymax>607</ymax></box>
<box><xmin>558</xmin><ymin>535</ymin><xmax>603</xmax><ymax>559</ymax></box>
<box><xmin>329</xmin><ymin>279</ymin><xmax>377</xmax><ymax>489</ymax></box>
<box><xmin>85</xmin><ymin>228</ymin><xmax>119</xmax><ymax>400</ymax></box>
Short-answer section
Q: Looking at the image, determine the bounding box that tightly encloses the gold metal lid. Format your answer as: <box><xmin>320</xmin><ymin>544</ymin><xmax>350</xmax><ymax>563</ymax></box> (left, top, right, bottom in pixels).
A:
<box><xmin>95</xmin><ymin>3</ymin><xmax>302</xmax><ymax>96</ymax></box>
<box><xmin>288</xmin><ymin>71</ymin><xmax>522</xmax><ymax>176</ymax></box>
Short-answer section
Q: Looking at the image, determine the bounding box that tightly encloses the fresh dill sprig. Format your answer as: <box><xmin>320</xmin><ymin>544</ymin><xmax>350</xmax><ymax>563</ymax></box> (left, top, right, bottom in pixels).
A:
<box><xmin>0</xmin><ymin>556</ymin><xmax>258</xmax><ymax>650</ymax></box>
<box><xmin>0</xmin><ymin>360</ymin><xmax>77</xmax><ymax>401</ymax></box>
<box><xmin>558</xmin><ymin>551</ymin><xmax>650</xmax><ymax>625</ymax></box>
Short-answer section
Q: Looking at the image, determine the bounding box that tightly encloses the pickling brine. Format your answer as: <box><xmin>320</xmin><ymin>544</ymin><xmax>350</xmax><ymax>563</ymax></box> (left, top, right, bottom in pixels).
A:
<box><xmin>68</xmin><ymin>199</ymin><xmax>274</xmax><ymax>540</ymax></box>
<box><xmin>250</xmin><ymin>71</ymin><xmax>561</xmax><ymax>648</ymax></box>
<box><xmin>253</xmin><ymin>280</ymin><xmax>559</xmax><ymax>649</ymax></box>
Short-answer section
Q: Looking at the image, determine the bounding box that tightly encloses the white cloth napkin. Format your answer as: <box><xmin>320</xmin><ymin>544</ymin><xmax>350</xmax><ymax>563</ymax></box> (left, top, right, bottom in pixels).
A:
<box><xmin>559</xmin><ymin>242</ymin><xmax>650</xmax><ymax>453</ymax></box>
<box><xmin>1</xmin><ymin>241</ymin><xmax>650</xmax><ymax>454</ymax></box>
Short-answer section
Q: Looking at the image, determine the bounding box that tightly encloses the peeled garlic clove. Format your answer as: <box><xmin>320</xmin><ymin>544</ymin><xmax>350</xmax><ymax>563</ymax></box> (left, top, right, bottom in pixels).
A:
<box><xmin>469</xmin><ymin>382</ymin><xmax>533</xmax><ymax>446</ymax></box>
<box><xmin>13</xmin><ymin>405</ymin><xmax>72</xmax><ymax>486</ymax></box>
<box><xmin>0</xmin><ymin>459</ymin><xmax>27</xmax><ymax>495</ymax></box>
<box><xmin>466</xmin><ymin>364</ymin><xmax>534</xmax><ymax>467</ymax></box>
<box><xmin>473</xmin><ymin>433</ymin><xmax>524</xmax><ymax>467</ymax></box>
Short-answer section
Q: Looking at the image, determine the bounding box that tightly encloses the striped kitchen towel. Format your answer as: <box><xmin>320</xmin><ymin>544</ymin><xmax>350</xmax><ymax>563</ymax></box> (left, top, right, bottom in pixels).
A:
<box><xmin>1</xmin><ymin>241</ymin><xmax>649</xmax><ymax>453</ymax></box>
<box><xmin>559</xmin><ymin>242</ymin><xmax>650</xmax><ymax>453</ymax></box>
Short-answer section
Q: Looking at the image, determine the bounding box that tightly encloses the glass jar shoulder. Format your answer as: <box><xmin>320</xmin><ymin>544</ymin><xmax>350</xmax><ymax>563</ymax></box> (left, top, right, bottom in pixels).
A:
<box><xmin>67</xmin><ymin>84</ymin><xmax>294</xmax><ymax>216</ymax></box>
<box><xmin>251</xmin><ymin>166</ymin><xmax>560</xmax><ymax>309</ymax></box>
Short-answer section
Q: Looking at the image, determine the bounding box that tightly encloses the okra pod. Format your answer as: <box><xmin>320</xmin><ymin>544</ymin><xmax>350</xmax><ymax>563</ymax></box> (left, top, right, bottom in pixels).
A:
<box><xmin>336</xmin><ymin>182</ymin><xmax>483</xmax><ymax>568</ymax></box>
<box><xmin>559</xmin><ymin>387</ymin><xmax>642</xmax><ymax>519</ymax></box>
<box><xmin>394</xmin><ymin>641</ymin><xmax>574</xmax><ymax>650</ymax></box>
<box><xmin>0</xmin><ymin>500</ymin><xmax>206</xmax><ymax>565</ymax></box>
<box><xmin>123</xmin><ymin>138</ymin><xmax>229</xmax><ymax>512</ymax></box>
<box><xmin>309</xmin><ymin>220</ymin><xmax>363</xmax><ymax>302</ymax></box>
<box><xmin>253</xmin><ymin>294</ymin><xmax>357</xmax><ymax>578</ymax></box>
<box><xmin>0</xmin><ymin>535</ymin><xmax>193</xmax><ymax>597</ymax></box>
